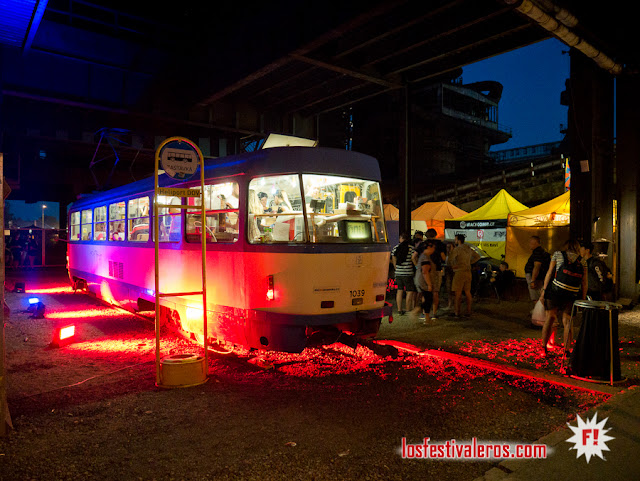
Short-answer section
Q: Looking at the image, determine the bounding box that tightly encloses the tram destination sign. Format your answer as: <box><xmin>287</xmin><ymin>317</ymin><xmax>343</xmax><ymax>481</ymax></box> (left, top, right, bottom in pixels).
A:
<box><xmin>157</xmin><ymin>187</ymin><xmax>201</xmax><ymax>198</ymax></box>
<box><xmin>156</xmin><ymin>137</ymin><xmax>202</xmax><ymax>181</ymax></box>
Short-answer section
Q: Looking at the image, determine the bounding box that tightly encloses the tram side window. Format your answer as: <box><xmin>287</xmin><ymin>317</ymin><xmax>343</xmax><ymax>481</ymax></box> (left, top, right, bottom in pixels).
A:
<box><xmin>158</xmin><ymin>195</ymin><xmax>182</xmax><ymax>242</ymax></box>
<box><xmin>186</xmin><ymin>182</ymin><xmax>239</xmax><ymax>243</ymax></box>
<box><xmin>302</xmin><ymin>174</ymin><xmax>386</xmax><ymax>243</ymax></box>
<box><xmin>94</xmin><ymin>206</ymin><xmax>107</xmax><ymax>241</ymax></box>
<box><xmin>109</xmin><ymin>201</ymin><xmax>126</xmax><ymax>241</ymax></box>
<box><xmin>70</xmin><ymin>212</ymin><xmax>80</xmax><ymax>241</ymax></box>
<box><xmin>81</xmin><ymin>209</ymin><xmax>93</xmax><ymax>241</ymax></box>
<box><xmin>127</xmin><ymin>197</ymin><xmax>149</xmax><ymax>242</ymax></box>
<box><xmin>247</xmin><ymin>175</ymin><xmax>305</xmax><ymax>244</ymax></box>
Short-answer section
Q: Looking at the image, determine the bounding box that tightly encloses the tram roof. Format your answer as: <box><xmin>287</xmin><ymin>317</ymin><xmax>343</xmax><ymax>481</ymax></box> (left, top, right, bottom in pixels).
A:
<box><xmin>69</xmin><ymin>147</ymin><xmax>381</xmax><ymax>210</ymax></box>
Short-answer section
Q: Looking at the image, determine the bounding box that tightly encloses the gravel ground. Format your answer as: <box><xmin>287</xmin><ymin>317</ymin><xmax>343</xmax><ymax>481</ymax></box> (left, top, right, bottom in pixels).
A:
<box><xmin>1</xmin><ymin>268</ymin><xmax>637</xmax><ymax>481</ymax></box>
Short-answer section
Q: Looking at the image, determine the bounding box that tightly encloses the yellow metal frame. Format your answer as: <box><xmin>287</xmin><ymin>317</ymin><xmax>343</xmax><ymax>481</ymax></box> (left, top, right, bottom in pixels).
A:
<box><xmin>154</xmin><ymin>137</ymin><xmax>208</xmax><ymax>387</ymax></box>
<box><xmin>339</xmin><ymin>185</ymin><xmax>360</xmax><ymax>204</ymax></box>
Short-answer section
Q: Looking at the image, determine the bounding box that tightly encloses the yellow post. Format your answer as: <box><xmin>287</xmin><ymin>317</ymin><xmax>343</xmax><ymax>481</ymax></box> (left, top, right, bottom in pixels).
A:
<box><xmin>199</xmin><ymin>149</ymin><xmax>208</xmax><ymax>372</ymax></box>
<box><xmin>154</xmin><ymin>148</ymin><xmax>161</xmax><ymax>386</ymax></box>
<box><xmin>154</xmin><ymin>138</ymin><xmax>207</xmax><ymax>387</ymax></box>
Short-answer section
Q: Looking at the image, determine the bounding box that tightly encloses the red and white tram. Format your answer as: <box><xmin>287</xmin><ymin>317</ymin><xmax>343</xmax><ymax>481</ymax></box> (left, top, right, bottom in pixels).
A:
<box><xmin>67</xmin><ymin>146</ymin><xmax>391</xmax><ymax>352</ymax></box>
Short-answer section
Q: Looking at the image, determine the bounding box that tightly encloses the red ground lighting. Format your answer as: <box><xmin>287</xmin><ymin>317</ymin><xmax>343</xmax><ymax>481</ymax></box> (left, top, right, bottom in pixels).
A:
<box><xmin>26</xmin><ymin>286</ymin><xmax>74</xmax><ymax>294</ymax></box>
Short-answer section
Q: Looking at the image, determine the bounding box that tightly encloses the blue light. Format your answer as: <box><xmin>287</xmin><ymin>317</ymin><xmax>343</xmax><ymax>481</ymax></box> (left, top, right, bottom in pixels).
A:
<box><xmin>0</xmin><ymin>0</ymin><xmax>49</xmax><ymax>49</ymax></box>
<box><xmin>28</xmin><ymin>297</ymin><xmax>40</xmax><ymax>304</ymax></box>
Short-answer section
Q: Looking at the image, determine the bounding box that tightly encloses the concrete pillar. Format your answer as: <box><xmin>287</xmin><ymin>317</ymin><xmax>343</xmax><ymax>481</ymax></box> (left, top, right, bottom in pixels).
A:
<box><xmin>567</xmin><ymin>52</ymin><xmax>616</xmax><ymax>249</ymax></box>
<box><xmin>590</xmin><ymin>67</ymin><xmax>615</xmax><ymax>248</ymax></box>
<box><xmin>567</xmin><ymin>52</ymin><xmax>593</xmax><ymax>242</ymax></box>
<box><xmin>616</xmin><ymin>75</ymin><xmax>640</xmax><ymax>300</ymax></box>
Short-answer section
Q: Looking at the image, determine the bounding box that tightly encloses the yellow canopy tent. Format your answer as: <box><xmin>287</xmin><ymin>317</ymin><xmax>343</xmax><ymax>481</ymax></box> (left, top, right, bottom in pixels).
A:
<box><xmin>505</xmin><ymin>191</ymin><xmax>570</xmax><ymax>277</ymax></box>
<box><xmin>411</xmin><ymin>201</ymin><xmax>467</xmax><ymax>238</ymax></box>
<box><xmin>444</xmin><ymin>189</ymin><xmax>528</xmax><ymax>260</ymax></box>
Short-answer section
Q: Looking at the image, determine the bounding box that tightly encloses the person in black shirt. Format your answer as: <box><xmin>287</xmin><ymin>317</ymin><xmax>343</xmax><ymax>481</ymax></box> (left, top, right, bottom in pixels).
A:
<box><xmin>492</xmin><ymin>261</ymin><xmax>515</xmax><ymax>299</ymax></box>
<box><xmin>413</xmin><ymin>230</ymin><xmax>424</xmax><ymax>249</ymax></box>
<box><xmin>580</xmin><ymin>241</ymin><xmax>613</xmax><ymax>301</ymax></box>
<box><xmin>524</xmin><ymin>236</ymin><xmax>549</xmax><ymax>304</ymax></box>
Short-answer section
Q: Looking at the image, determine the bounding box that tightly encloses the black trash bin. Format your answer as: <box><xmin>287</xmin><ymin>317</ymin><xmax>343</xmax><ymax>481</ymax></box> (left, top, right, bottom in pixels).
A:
<box><xmin>570</xmin><ymin>300</ymin><xmax>622</xmax><ymax>384</ymax></box>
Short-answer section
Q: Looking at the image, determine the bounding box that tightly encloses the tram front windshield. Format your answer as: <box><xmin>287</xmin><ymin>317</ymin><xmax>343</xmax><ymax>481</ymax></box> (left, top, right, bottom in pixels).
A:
<box><xmin>247</xmin><ymin>174</ymin><xmax>386</xmax><ymax>244</ymax></box>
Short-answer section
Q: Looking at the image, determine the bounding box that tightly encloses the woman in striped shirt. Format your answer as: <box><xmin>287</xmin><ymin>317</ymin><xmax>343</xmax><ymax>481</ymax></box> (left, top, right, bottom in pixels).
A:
<box><xmin>391</xmin><ymin>232</ymin><xmax>417</xmax><ymax>315</ymax></box>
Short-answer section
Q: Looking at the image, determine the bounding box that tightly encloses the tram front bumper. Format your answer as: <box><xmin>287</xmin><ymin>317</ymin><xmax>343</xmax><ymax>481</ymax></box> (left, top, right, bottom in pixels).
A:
<box><xmin>244</xmin><ymin>304</ymin><xmax>392</xmax><ymax>353</ymax></box>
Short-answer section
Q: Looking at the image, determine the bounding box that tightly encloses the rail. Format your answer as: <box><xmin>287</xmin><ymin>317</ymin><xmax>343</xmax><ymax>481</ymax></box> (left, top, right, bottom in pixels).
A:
<box><xmin>413</xmin><ymin>157</ymin><xmax>564</xmax><ymax>205</ymax></box>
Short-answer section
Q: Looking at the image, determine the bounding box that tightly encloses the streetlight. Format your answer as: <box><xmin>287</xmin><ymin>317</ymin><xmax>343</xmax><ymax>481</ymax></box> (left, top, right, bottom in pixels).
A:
<box><xmin>41</xmin><ymin>204</ymin><xmax>47</xmax><ymax>268</ymax></box>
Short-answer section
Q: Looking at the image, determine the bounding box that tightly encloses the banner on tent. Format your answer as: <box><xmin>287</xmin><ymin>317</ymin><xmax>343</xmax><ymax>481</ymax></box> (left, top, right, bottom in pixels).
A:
<box><xmin>445</xmin><ymin>227</ymin><xmax>507</xmax><ymax>260</ymax></box>
<box><xmin>444</xmin><ymin>228</ymin><xmax>507</xmax><ymax>243</ymax></box>
<box><xmin>467</xmin><ymin>241</ymin><xmax>506</xmax><ymax>261</ymax></box>
<box><xmin>445</xmin><ymin>220</ymin><xmax>508</xmax><ymax>229</ymax></box>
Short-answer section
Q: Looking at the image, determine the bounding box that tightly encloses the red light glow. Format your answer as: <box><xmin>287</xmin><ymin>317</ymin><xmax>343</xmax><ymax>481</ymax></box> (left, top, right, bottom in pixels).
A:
<box><xmin>26</xmin><ymin>286</ymin><xmax>74</xmax><ymax>294</ymax></box>
<box><xmin>266</xmin><ymin>275</ymin><xmax>274</xmax><ymax>300</ymax></box>
<box><xmin>59</xmin><ymin>325</ymin><xmax>75</xmax><ymax>340</ymax></box>
<box><xmin>66</xmin><ymin>338</ymin><xmax>156</xmax><ymax>354</ymax></box>
<box><xmin>46</xmin><ymin>309</ymin><xmax>127</xmax><ymax>320</ymax></box>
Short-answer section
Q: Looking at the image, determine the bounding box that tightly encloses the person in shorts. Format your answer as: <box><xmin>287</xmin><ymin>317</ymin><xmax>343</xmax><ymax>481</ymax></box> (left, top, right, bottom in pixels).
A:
<box><xmin>391</xmin><ymin>232</ymin><xmax>416</xmax><ymax>315</ymax></box>
<box><xmin>539</xmin><ymin>239</ymin><xmax>587</xmax><ymax>356</ymax></box>
<box><xmin>425</xmin><ymin>229</ymin><xmax>445</xmax><ymax>319</ymax></box>
<box><xmin>448</xmin><ymin>234</ymin><xmax>480</xmax><ymax>317</ymax></box>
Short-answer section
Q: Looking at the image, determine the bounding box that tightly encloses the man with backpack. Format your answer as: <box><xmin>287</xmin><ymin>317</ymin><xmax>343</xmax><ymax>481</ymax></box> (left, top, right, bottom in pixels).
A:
<box><xmin>580</xmin><ymin>241</ymin><xmax>613</xmax><ymax>301</ymax></box>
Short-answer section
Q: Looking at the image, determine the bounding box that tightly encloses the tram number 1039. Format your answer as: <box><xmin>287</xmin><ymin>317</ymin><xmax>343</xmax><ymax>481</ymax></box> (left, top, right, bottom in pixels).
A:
<box><xmin>349</xmin><ymin>289</ymin><xmax>365</xmax><ymax>298</ymax></box>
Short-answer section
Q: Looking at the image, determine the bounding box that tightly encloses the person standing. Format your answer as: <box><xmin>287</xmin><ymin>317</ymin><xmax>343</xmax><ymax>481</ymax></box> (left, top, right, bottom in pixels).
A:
<box><xmin>524</xmin><ymin>236</ymin><xmax>550</xmax><ymax>304</ymax></box>
<box><xmin>10</xmin><ymin>233</ymin><xmax>26</xmax><ymax>267</ymax></box>
<box><xmin>539</xmin><ymin>239</ymin><xmax>587</xmax><ymax>356</ymax></box>
<box><xmin>27</xmin><ymin>236</ymin><xmax>39</xmax><ymax>268</ymax></box>
<box><xmin>448</xmin><ymin>234</ymin><xmax>480</xmax><ymax>317</ymax></box>
<box><xmin>409</xmin><ymin>241</ymin><xmax>436</xmax><ymax>322</ymax></box>
<box><xmin>391</xmin><ymin>232</ymin><xmax>416</xmax><ymax>315</ymax></box>
<box><xmin>425</xmin><ymin>228</ymin><xmax>446</xmax><ymax>319</ymax></box>
<box><xmin>413</xmin><ymin>230</ymin><xmax>424</xmax><ymax>249</ymax></box>
<box><xmin>444</xmin><ymin>242</ymin><xmax>455</xmax><ymax>310</ymax></box>
<box><xmin>580</xmin><ymin>241</ymin><xmax>613</xmax><ymax>301</ymax></box>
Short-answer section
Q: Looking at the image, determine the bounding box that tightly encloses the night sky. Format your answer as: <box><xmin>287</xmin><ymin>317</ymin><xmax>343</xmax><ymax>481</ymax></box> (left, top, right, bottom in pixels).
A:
<box><xmin>6</xmin><ymin>201</ymin><xmax>60</xmax><ymax>229</ymax></box>
<box><xmin>463</xmin><ymin>38</ymin><xmax>569</xmax><ymax>151</ymax></box>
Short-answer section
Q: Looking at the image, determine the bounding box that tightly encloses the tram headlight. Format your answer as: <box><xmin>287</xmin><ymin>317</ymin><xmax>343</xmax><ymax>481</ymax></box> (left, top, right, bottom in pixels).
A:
<box><xmin>266</xmin><ymin>275</ymin><xmax>275</xmax><ymax>301</ymax></box>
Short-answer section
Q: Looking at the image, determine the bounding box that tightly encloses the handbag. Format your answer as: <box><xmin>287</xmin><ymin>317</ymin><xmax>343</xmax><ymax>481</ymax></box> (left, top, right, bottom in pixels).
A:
<box><xmin>531</xmin><ymin>299</ymin><xmax>546</xmax><ymax>326</ymax></box>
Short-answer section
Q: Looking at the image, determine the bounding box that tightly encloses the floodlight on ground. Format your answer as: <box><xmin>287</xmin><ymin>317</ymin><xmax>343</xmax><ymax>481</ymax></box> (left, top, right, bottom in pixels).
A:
<box><xmin>51</xmin><ymin>325</ymin><xmax>76</xmax><ymax>348</ymax></box>
<box><xmin>26</xmin><ymin>301</ymin><xmax>46</xmax><ymax>318</ymax></box>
